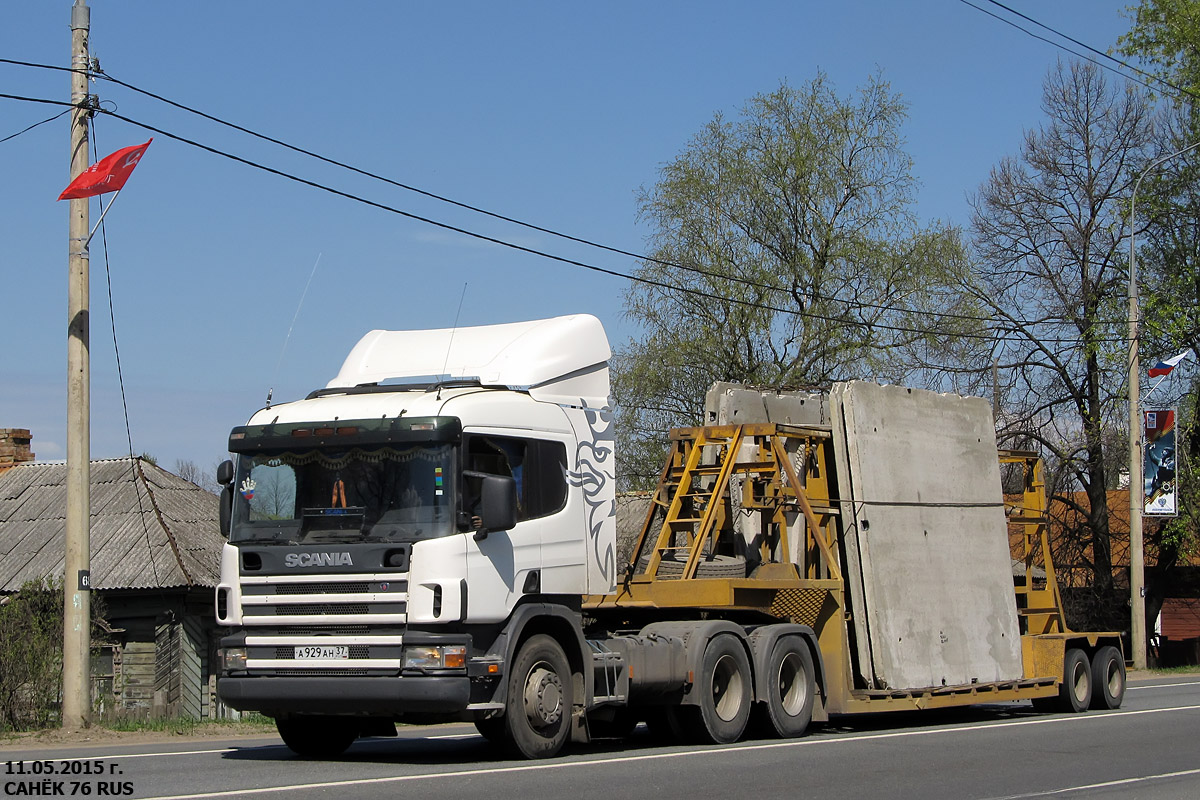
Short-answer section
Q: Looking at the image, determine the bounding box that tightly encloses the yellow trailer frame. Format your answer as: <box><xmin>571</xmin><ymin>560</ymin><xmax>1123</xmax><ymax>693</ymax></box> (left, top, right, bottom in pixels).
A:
<box><xmin>584</xmin><ymin>425</ymin><xmax>1124</xmax><ymax>718</ymax></box>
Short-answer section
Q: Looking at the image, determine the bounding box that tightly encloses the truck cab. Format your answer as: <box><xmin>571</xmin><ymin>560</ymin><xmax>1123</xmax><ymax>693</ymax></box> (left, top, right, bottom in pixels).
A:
<box><xmin>215</xmin><ymin>315</ymin><xmax>617</xmax><ymax>757</ymax></box>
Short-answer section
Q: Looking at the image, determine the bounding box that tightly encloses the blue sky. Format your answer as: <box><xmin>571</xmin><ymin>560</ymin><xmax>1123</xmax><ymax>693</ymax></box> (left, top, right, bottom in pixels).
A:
<box><xmin>1</xmin><ymin>1</ymin><xmax>1137</xmax><ymax>474</ymax></box>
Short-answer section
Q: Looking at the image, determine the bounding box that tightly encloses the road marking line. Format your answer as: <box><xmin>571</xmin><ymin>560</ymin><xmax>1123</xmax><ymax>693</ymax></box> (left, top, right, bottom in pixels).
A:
<box><xmin>988</xmin><ymin>767</ymin><xmax>1200</xmax><ymax>798</ymax></box>
<box><xmin>1128</xmin><ymin>679</ymin><xmax>1200</xmax><ymax>690</ymax></box>
<box><xmin>134</xmin><ymin>703</ymin><xmax>1200</xmax><ymax>800</ymax></box>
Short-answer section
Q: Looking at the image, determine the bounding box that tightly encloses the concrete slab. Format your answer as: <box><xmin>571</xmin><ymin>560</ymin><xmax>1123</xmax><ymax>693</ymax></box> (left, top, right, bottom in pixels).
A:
<box><xmin>830</xmin><ymin>382</ymin><xmax>1023</xmax><ymax>690</ymax></box>
<box><xmin>704</xmin><ymin>383</ymin><xmax>828</xmax><ymax>427</ymax></box>
<box><xmin>705</xmin><ymin>384</ymin><xmax>829</xmax><ymax>567</ymax></box>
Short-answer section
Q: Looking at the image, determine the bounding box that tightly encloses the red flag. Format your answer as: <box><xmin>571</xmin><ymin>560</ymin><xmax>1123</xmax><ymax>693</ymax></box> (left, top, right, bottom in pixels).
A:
<box><xmin>58</xmin><ymin>139</ymin><xmax>152</xmax><ymax>200</ymax></box>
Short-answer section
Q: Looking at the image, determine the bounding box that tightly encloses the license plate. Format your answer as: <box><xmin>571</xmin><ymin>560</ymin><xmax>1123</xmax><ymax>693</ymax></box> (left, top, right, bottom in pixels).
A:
<box><xmin>294</xmin><ymin>645</ymin><xmax>349</xmax><ymax>660</ymax></box>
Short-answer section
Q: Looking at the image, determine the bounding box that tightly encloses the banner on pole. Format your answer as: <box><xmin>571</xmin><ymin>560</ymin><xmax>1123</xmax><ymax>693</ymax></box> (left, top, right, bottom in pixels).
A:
<box><xmin>1144</xmin><ymin>408</ymin><xmax>1178</xmax><ymax>517</ymax></box>
<box><xmin>58</xmin><ymin>139</ymin><xmax>152</xmax><ymax>200</ymax></box>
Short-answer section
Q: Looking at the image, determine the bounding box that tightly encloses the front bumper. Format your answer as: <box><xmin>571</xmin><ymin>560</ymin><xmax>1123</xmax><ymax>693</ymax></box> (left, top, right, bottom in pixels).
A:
<box><xmin>218</xmin><ymin>675</ymin><xmax>471</xmax><ymax>715</ymax></box>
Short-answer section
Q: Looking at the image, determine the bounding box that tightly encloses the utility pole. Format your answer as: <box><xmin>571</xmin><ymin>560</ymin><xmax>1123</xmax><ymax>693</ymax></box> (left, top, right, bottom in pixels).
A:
<box><xmin>1128</xmin><ymin>139</ymin><xmax>1200</xmax><ymax>671</ymax></box>
<box><xmin>63</xmin><ymin>0</ymin><xmax>92</xmax><ymax>730</ymax></box>
<box><xmin>1128</xmin><ymin>222</ymin><xmax>1145</xmax><ymax>671</ymax></box>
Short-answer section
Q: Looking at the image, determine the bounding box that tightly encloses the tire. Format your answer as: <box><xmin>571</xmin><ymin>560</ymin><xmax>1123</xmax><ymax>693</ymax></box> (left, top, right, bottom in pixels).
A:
<box><xmin>637</xmin><ymin>553</ymin><xmax>747</xmax><ymax>579</ymax></box>
<box><xmin>276</xmin><ymin>716</ymin><xmax>357</xmax><ymax>759</ymax></box>
<box><xmin>681</xmin><ymin>634</ymin><xmax>753</xmax><ymax>744</ymax></box>
<box><xmin>474</xmin><ymin>716</ymin><xmax>506</xmax><ymax>744</ymax></box>
<box><xmin>1090</xmin><ymin>645</ymin><xmax>1126</xmax><ymax>710</ymax></box>
<box><xmin>502</xmin><ymin>634</ymin><xmax>573</xmax><ymax>759</ymax></box>
<box><xmin>1060</xmin><ymin>648</ymin><xmax>1093</xmax><ymax>713</ymax></box>
<box><xmin>760</xmin><ymin>637</ymin><xmax>815</xmax><ymax>738</ymax></box>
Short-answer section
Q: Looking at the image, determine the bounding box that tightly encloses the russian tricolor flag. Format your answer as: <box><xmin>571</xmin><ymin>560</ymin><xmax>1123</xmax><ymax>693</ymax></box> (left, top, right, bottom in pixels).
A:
<box><xmin>1148</xmin><ymin>350</ymin><xmax>1191</xmax><ymax>378</ymax></box>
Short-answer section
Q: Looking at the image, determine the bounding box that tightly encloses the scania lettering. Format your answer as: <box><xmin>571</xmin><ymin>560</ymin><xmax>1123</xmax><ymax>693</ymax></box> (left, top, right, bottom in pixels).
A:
<box><xmin>284</xmin><ymin>553</ymin><xmax>353</xmax><ymax>568</ymax></box>
<box><xmin>215</xmin><ymin>314</ymin><xmax>1125</xmax><ymax>760</ymax></box>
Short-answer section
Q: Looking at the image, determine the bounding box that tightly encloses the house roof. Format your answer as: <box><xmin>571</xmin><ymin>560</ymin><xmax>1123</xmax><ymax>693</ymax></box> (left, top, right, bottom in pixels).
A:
<box><xmin>0</xmin><ymin>458</ymin><xmax>224</xmax><ymax>592</ymax></box>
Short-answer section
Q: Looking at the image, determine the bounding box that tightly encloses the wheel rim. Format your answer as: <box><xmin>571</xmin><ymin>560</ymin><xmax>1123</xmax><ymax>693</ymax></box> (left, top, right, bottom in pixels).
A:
<box><xmin>711</xmin><ymin>653</ymin><xmax>745</xmax><ymax>722</ymax></box>
<box><xmin>1105</xmin><ymin>658</ymin><xmax>1123</xmax><ymax>699</ymax></box>
<box><xmin>777</xmin><ymin>651</ymin><xmax>809</xmax><ymax>716</ymax></box>
<box><xmin>523</xmin><ymin>661</ymin><xmax>564</xmax><ymax>731</ymax></box>
<box><xmin>1070</xmin><ymin>659</ymin><xmax>1089</xmax><ymax>704</ymax></box>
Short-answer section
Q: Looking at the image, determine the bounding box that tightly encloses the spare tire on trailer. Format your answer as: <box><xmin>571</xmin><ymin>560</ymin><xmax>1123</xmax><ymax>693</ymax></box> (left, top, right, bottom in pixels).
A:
<box><xmin>636</xmin><ymin>552</ymin><xmax>747</xmax><ymax>579</ymax></box>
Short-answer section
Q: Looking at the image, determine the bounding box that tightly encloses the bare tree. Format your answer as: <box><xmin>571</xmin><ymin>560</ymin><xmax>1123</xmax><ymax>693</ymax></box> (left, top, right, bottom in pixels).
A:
<box><xmin>965</xmin><ymin>61</ymin><xmax>1154</xmax><ymax>603</ymax></box>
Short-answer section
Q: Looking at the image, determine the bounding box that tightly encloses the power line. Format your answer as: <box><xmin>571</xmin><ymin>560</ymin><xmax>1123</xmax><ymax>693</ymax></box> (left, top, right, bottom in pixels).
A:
<box><xmin>90</xmin><ymin>67</ymin><xmax>1007</xmax><ymax>325</ymax></box>
<box><xmin>955</xmin><ymin>0</ymin><xmax>1170</xmax><ymax>98</ymax></box>
<box><xmin>0</xmin><ymin>88</ymin><xmax>1143</xmax><ymax>346</ymax></box>
<box><xmin>979</xmin><ymin>0</ymin><xmax>1200</xmax><ymax>103</ymax></box>
<box><xmin>0</xmin><ymin>59</ymin><xmax>1129</xmax><ymax>333</ymax></box>
<box><xmin>96</xmin><ymin>104</ymin><xmax>1156</xmax><ymax>347</ymax></box>
<box><xmin>1</xmin><ymin>107</ymin><xmax>71</xmax><ymax>144</ymax></box>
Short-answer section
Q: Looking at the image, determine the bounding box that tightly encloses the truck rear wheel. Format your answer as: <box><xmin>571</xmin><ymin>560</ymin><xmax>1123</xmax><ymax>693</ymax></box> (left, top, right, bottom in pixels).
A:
<box><xmin>503</xmin><ymin>634</ymin><xmax>572</xmax><ymax>759</ymax></box>
<box><xmin>276</xmin><ymin>716</ymin><xmax>357</xmax><ymax>759</ymax></box>
<box><xmin>761</xmin><ymin>637</ymin><xmax>815</xmax><ymax>737</ymax></box>
<box><xmin>1090</xmin><ymin>645</ymin><xmax>1125</xmax><ymax>710</ymax></box>
<box><xmin>678</xmin><ymin>634</ymin><xmax>752</xmax><ymax>744</ymax></box>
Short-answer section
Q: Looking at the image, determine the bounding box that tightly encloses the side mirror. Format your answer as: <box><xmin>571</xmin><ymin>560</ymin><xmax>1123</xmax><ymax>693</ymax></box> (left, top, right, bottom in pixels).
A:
<box><xmin>219</xmin><ymin>485</ymin><xmax>233</xmax><ymax>538</ymax></box>
<box><xmin>216</xmin><ymin>459</ymin><xmax>234</xmax><ymax>486</ymax></box>
<box><xmin>476</xmin><ymin>474</ymin><xmax>517</xmax><ymax>539</ymax></box>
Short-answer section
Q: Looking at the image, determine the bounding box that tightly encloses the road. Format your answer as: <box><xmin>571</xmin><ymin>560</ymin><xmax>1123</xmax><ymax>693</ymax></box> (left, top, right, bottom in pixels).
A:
<box><xmin>3</xmin><ymin>675</ymin><xmax>1198</xmax><ymax>800</ymax></box>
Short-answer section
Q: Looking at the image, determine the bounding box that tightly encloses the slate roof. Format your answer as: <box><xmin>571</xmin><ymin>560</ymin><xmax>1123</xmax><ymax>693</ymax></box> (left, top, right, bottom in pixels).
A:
<box><xmin>0</xmin><ymin>458</ymin><xmax>224</xmax><ymax>591</ymax></box>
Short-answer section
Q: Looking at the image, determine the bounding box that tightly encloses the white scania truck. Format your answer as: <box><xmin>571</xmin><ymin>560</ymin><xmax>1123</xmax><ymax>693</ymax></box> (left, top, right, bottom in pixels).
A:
<box><xmin>215</xmin><ymin>314</ymin><xmax>1125</xmax><ymax>759</ymax></box>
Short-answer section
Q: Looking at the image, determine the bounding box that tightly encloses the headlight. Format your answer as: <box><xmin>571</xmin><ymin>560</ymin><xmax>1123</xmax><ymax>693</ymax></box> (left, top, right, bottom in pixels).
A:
<box><xmin>220</xmin><ymin>647</ymin><xmax>247</xmax><ymax>671</ymax></box>
<box><xmin>403</xmin><ymin>644</ymin><xmax>466</xmax><ymax>670</ymax></box>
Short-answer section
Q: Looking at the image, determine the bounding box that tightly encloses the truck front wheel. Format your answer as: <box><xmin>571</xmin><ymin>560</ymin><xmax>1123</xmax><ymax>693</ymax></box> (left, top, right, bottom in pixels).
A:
<box><xmin>503</xmin><ymin>634</ymin><xmax>572</xmax><ymax>759</ymax></box>
<box><xmin>276</xmin><ymin>716</ymin><xmax>357</xmax><ymax>759</ymax></box>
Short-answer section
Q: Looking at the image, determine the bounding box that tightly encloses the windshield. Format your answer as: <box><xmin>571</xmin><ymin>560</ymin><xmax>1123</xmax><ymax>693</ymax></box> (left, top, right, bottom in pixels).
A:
<box><xmin>230</xmin><ymin>444</ymin><xmax>455</xmax><ymax>544</ymax></box>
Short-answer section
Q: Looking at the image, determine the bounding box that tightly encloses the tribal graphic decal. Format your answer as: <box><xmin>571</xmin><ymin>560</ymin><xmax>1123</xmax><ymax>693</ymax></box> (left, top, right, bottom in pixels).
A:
<box><xmin>568</xmin><ymin>402</ymin><xmax>616</xmax><ymax>587</ymax></box>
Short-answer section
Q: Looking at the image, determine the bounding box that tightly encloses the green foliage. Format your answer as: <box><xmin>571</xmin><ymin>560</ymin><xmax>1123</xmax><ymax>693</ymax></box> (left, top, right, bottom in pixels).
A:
<box><xmin>99</xmin><ymin>712</ymin><xmax>272</xmax><ymax>733</ymax></box>
<box><xmin>1118</xmin><ymin>1</ymin><xmax>1200</xmax><ymax>575</ymax></box>
<box><xmin>1118</xmin><ymin>0</ymin><xmax>1200</xmax><ymax>101</ymax></box>
<box><xmin>0</xmin><ymin>581</ymin><xmax>63</xmax><ymax>731</ymax></box>
<box><xmin>615</xmin><ymin>73</ymin><xmax>971</xmax><ymax>487</ymax></box>
<box><xmin>0</xmin><ymin>581</ymin><xmax>113</xmax><ymax>732</ymax></box>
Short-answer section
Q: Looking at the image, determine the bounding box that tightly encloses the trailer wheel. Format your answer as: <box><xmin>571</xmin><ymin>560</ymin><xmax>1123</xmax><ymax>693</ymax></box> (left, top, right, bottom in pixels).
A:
<box><xmin>761</xmin><ymin>637</ymin><xmax>815</xmax><ymax>738</ymax></box>
<box><xmin>1060</xmin><ymin>647</ymin><xmax>1093</xmax><ymax>712</ymax></box>
<box><xmin>1090</xmin><ymin>645</ymin><xmax>1125</xmax><ymax>710</ymax></box>
<box><xmin>502</xmin><ymin>634</ymin><xmax>572</xmax><ymax>759</ymax></box>
<box><xmin>276</xmin><ymin>716</ymin><xmax>357</xmax><ymax>759</ymax></box>
<box><xmin>679</xmin><ymin>634</ymin><xmax>752</xmax><ymax>744</ymax></box>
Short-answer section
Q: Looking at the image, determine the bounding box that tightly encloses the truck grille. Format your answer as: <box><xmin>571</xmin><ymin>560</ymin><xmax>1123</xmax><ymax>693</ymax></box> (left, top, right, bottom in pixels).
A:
<box><xmin>238</xmin><ymin>572</ymin><xmax>408</xmax><ymax>672</ymax></box>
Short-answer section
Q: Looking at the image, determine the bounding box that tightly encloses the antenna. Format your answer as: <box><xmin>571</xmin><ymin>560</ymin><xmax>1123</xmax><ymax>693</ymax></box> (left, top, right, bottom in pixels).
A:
<box><xmin>437</xmin><ymin>283</ymin><xmax>468</xmax><ymax>400</ymax></box>
<box><xmin>266</xmin><ymin>252</ymin><xmax>322</xmax><ymax>408</ymax></box>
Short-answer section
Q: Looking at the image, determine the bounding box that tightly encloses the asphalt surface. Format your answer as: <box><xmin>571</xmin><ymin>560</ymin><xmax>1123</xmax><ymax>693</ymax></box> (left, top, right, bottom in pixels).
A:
<box><xmin>2</xmin><ymin>674</ymin><xmax>1198</xmax><ymax>800</ymax></box>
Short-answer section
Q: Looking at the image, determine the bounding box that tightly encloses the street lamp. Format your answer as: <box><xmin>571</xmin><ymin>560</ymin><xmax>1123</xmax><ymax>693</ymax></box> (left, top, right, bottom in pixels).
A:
<box><xmin>1128</xmin><ymin>139</ymin><xmax>1200</xmax><ymax>670</ymax></box>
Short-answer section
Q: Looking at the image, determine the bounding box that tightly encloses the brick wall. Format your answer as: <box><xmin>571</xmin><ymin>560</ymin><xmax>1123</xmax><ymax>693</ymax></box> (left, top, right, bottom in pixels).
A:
<box><xmin>0</xmin><ymin>428</ymin><xmax>35</xmax><ymax>467</ymax></box>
